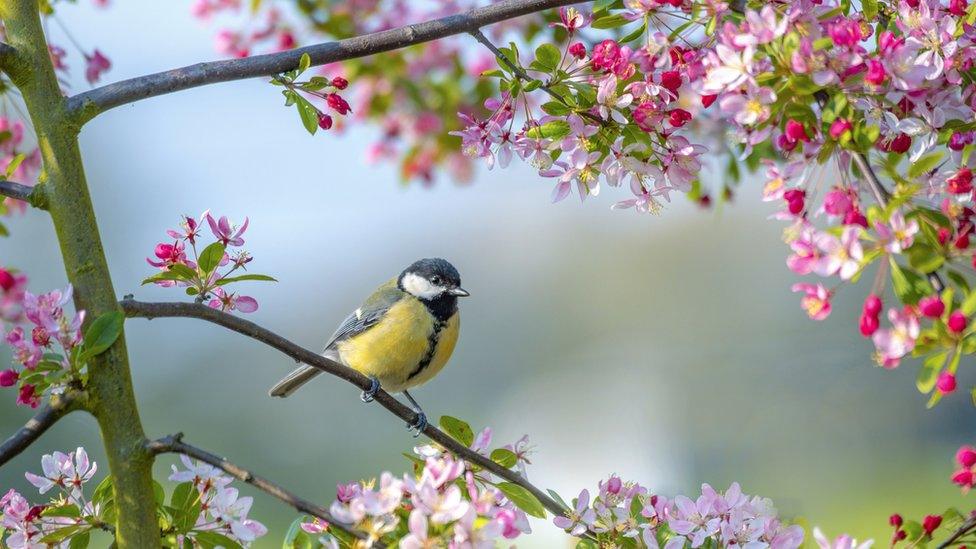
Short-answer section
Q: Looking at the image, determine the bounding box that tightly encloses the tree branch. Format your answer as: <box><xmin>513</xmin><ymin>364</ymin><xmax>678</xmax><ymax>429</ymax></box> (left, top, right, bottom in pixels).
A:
<box><xmin>0</xmin><ymin>392</ymin><xmax>81</xmax><ymax>468</ymax></box>
<box><xmin>120</xmin><ymin>298</ymin><xmax>570</xmax><ymax>519</ymax></box>
<box><xmin>146</xmin><ymin>433</ymin><xmax>370</xmax><ymax>545</ymax></box>
<box><xmin>65</xmin><ymin>0</ymin><xmax>580</xmax><ymax>126</ymax></box>
<box><xmin>851</xmin><ymin>150</ymin><xmax>946</xmax><ymax>293</ymax></box>
<box><xmin>0</xmin><ymin>179</ymin><xmax>46</xmax><ymax>209</ymax></box>
<box><xmin>937</xmin><ymin>514</ymin><xmax>976</xmax><ymax>549</ymax></box>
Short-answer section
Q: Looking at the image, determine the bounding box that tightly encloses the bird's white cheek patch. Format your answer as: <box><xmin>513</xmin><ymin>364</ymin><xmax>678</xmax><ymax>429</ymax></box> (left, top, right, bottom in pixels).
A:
<box><xmin>401</xmin><ymin>273</ymin><xmax>444</xmax><ymax>300</ymax></box>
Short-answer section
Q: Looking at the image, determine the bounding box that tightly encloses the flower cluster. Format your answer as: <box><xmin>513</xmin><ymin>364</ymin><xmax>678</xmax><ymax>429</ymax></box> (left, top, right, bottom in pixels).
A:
<box><xmin>292</xmin><ymin>422</ymin><xmax>533</xmax><ymax>548</ymax></box>
<box><xmin>0</xmin><ymin>268</ymin><xmax>107</xmax><ymax>408</ymax></box>
<box><xmin>1</xmin><ymin>447</ymin><xmax>103</xmax><ymax>549</ymax></box>
<box><xmin>166</xmin><ymin>455</ymin><xmax>268</xmax><ymax>546</ymax></box>
<box><xmin>272</xmin><ymin>53</ymin><xmax>351</xmax><ymax>134</ymax></box>
<box><xmin>144</xmin><ymin>211</ymin><xmax>276</xmax><ymax>313</ymax></box>
<box><xmin>884</xmin><ymin>508</ymin><xmax>976</xmax><ymax>547</ymax></box>
<box><xmin>952</xmin><ymin>444</ymin><xmax>976</xmax><ymax>491</ymax></box>
<box><xmin>553</xmin><ymin>478</ymin><xmax>804</xmax><ymax>548</ymax></box>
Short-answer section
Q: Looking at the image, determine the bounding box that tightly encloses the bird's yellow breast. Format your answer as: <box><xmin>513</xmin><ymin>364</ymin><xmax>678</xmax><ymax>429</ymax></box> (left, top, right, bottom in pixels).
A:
<box><xmin>335</xmin><ymin>298</ymin><xmax>459</xmax><ymax>393</ymax></box>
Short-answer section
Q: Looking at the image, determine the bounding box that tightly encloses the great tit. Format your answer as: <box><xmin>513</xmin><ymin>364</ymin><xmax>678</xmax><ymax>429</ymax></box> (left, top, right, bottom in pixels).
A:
<box><xmin>269</xmin><ymin>258</ymin><xmax>469</xmax><ymax>435</ymax></box>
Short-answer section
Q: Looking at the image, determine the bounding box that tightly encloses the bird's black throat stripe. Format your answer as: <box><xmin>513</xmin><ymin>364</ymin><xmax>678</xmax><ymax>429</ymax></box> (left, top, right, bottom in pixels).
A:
<box><xmin>407</xmin><ymin>316</ymin><xmax>449</xmax><ymax>381</ymax></box>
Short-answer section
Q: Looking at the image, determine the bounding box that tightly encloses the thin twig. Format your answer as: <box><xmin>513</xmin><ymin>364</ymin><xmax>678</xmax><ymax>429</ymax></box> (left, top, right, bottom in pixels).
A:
<box><xmin>0</xmin><ymin>179</ymin><xmax>45</xmax><ymax>209</ymax></box>
<box><xmin>120</xmin><ymin>298</ymin><xmax>569</xmax><ymax>519</ymax></box>
<box><xmin>0</xmin><ymin>392</ymin><xmax>80</xmax><ymax>467</ymax></box>
<box><xmin>146</xmin><ymin>433</ymin><xmax>370</xmax><ymax>545</ymax></box>
<box><xmin>851</xmin><ymin>150</ymin><xmax>946</xmax><ymax>293</ymax></box>
<box><xmin>468</xmin><ymin>28</ymin><xmax>572</xmax><ymax>106</ymax></box>
<box><xmin>65</xmin><ymin>0</ymin><xmax>580</xmax><ymax>126</ymax></box>
<box><xmin>937</xmin><ymin>514</ymin><xmax>976</xmax><ymax>549</ymax></box>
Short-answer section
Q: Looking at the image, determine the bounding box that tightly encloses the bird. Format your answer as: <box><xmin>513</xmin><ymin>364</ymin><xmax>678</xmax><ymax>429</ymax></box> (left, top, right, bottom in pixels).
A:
<box><xmin>269</xmin><ymin>258</ymin><xmax>469</xmax><ymax>435</ymax></box>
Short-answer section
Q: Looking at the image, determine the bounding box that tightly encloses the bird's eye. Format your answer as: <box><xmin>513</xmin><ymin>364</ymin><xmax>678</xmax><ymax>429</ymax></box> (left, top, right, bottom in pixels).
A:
<box><xmin>430</xmin><ymin>276</ymin><xmax>442</xmax><ymax>285</ymax></box>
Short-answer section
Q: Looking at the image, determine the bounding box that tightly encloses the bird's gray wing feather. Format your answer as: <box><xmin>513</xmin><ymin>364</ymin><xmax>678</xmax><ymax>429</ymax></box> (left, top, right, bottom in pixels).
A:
<box><xmin>270</xmin><ymin>280</ymin><xmax>403</xmax><ymax>398</ymax></box>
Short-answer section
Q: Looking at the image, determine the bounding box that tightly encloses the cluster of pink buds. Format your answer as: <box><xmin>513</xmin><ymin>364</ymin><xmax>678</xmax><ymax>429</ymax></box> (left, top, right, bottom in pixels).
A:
<box><xmin>952</xmin><ymin>445</ymin><xmax>976</xmax><ymax>492</ymax></box>
<box><xmin>144</xmin><ymin>211</ymin><xmax>276</xmax><ymax>314</ymax></box>
<box><xmin>272</xmin><ymin>53</ymin><xmax>351</xmax><ymax>134</ymax></box>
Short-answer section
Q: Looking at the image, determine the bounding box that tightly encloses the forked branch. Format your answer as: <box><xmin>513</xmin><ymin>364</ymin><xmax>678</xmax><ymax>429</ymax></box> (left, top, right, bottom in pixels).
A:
<box><xmin>146</xmin><ymin>433</ymin><xmax>369</xmax><ymax>544</ymax></box>
<box><xmin>120</xmin><ymin>298</ymin><xmax>569</xmax><ymax>519</ymax></box>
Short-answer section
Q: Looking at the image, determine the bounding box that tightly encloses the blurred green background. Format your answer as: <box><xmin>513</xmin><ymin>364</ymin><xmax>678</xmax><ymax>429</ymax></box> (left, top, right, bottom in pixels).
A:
<box><xmin>1</xmin><ymin>1</ymin><xmax>973</xmax><ymax>547</ymax></box>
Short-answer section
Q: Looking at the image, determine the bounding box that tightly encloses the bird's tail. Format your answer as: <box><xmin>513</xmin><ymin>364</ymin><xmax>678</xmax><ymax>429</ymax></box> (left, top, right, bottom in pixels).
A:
<box><xmin>268</xmin><ymin>365</ymin><xmax>321</xmax><ymax>397</ymax></box>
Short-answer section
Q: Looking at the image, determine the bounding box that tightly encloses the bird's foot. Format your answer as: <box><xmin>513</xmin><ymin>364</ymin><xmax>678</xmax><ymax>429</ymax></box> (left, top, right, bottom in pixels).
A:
<box><xmin>360</xmin><ymin>376</ymin><xmax>380</xmax><ymax>403</ymax></box>
<box><xmin>407</xmin><ymin>411</ymin><xmax>427</xmax><ymax>437</ymax></box>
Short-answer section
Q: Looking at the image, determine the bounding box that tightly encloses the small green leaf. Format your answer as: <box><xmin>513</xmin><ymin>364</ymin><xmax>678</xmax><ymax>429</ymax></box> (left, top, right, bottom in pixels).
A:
<box><xmin>962</xmin><ymin>289</ymin><xmax>976</xmax><ymax>316</ymax></box>
<box><xmin>196</xmin><ymin>531</ymin><xmax>244</xmax><ymax>549</ymax></box>
<box><xmin>907</xmin><ymin>151</ymin><xmax>944</xmax><ymax>179</ymax></box>
<box><xmin>297</xmin><ymin>52</ymin><xmax>311</xmax><ymax>74</ymax></box>
<box><xmin>198</xmin><ymin>242</ymin><xmax>227</xmax><ymax>275</ymax></box>
<box><xmin>69</xmin><ymin>531</ymin><xmax>90</xmax><ymax>549</ymax></box>
<box><xmin>889</xmin><ymin>258</ymin><xmax>932</xmax><ymax>305</ymax></box>
<box><xmin>906</xmin><ymin>243</ymin><xmax>945</xmax><ymax>273</ymax></box>
<box><xmin>496</xmin><ymin>482</ymin><xmax>547</xmax><ymax>518</ymax></box>
<box><xmin>525</xmin><ymin>120</ymin><xmax>571</xmax><ymax>140</ymax></box>
<box><xmin>4</xmin><ymin>153</ymin><xmax>25</xmax><ymax>179</ymax></box>
<box><xmin>591</xmin><ymin>13</ymin><xmax>628</xmax><ymax>29</ymax></box>
<box><xmin>81</xmin><ymin>311</ymin><xmax>124</xmax><ymax>360</ymax></box>
<box><xmin>38</xmin><ymin>525</ymin><xmax>83</xmax><ymax>544</ymax></box>
<box><xmin>215</xmin><ymin>274</ymin><xmax>278</xmax><ymax>286</ymax></box>
<box><xmin>490</xmin><ymin>448</ymin><xmax>518</xmax><ymax>468</ymax></box>
<box><xmin>862</xmin><ymin>0</ymin><xmax>878</xmax><ymax>19</ymax></box>
<box><xmin>170</xmin><ymin>482</ymin><xmax>202</xmax><ymax>534</ymax></box>
<box><xmin>917</xmin><ymin>351</ymin><xmax>948</xmax><ymax>393</ymax></box>
<box><xmin>294</xmin><ymin>96</ymin><xmax>320</xmax><ymax>135</ymax></box>
<box><xmin>534</xmin><ymin>44</ymin><xmax>561</xmax><ymax>71</ymax></box>
<box><xmin>541</xmin><ymin>101</ymin><xmax>571</xmax><ymax>116</ymax></box>
<box><xmin>439</xmin><ymin>415</ymin><xmax>474</xmax><ymax>447</ymax></box>
<box><xmin>282</xmin><ymin>517</ymin><xmax>317</xmax><ymax>549</ymax></box>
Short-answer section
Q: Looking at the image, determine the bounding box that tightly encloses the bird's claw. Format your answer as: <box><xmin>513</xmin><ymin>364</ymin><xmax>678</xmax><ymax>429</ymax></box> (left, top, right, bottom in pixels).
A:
<box><xmin>407</xmin><ymin>412</ymin><xmax>427</xmax><ymax>437</ymax></box>
<box><xmin>360</xmin><ymin>377</ymin><xmax>380</xmax><ymax>403</ymax></box>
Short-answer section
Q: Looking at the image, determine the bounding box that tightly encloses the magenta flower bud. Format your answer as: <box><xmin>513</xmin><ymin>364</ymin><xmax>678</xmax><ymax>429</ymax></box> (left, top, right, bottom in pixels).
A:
<box><xmin>937</xmin><ymin>372</ymin><xmax>957</xmax><ymax>395</ymax></box>
<box><xmin>864</xmin><ymin>59</ymin><xmax>886</xmax><ymax>85</ymax></box>
<box><xmin>949</xmin><ymin>0</ymin><xmax>968</xmax><ymax>16</ymax></box>
<box><xmin>154</xmin><ymin>243</ymin><xmax>175</xmax><ymax>260</ymax></box>
<box><xmin>948</xmin><ymin>311</ymin><xmax>968</xmax><ymax>334</ymax></box>
<box><xmin>889</xmin><ymin>514</ymin><xmax>903</xmax><ymax>528</ymax></box>
<box><xmin>31</xmin><ymin>326</ymin><xmax>50</xmax><ymax>347</ymax></box>
<box><xmin>317</xmin><ymin>112</ymin><xmax>333</xmax><ymax>130</ymax></box>
<box><xmin>952</xmin><ymin>468</ymin><xmax>974</xmax><ymax>488</ymax></box>
<box><xmin>823</xmin><ymin>189</ymin><xmax>853</xmax><ymax>216</ymax></box>
<box><xmin>0</xmin><ymin>268</ymin><xmax>14</xmax><ymax>292</ymax></box>
<box><xmin>606</xmin><ymin>476</ymin><xmax>622</xmax><ymax>494</ymax></box>
<box><xmin>863</xmin><ymin>294</ymin><xmax>882</xmax><ymax>317</ymax></box>
<box><xmin>844</xmin><ymin>209</ymin><xmax>868</xmax><ymax>228</ymax></box>
<box><xmin>889</xmin><ymin>133</ymin><xmax>912</xmax><ymax>154</ymax></box>
<box><xmin>0</xmin><ymin>369</ymin><xmax>18</xmax><ymax>387</ymax></box>
<box><xmin>829</xmin><ymin>118</ymin><xmax>853</xmax><ymax>140</ymax></box>
<box><xmin>948</xmin><ymin>132</ymin><xmax>971</xmax><ymax>151</ymax></box>
<box><xmin>326</xmin><ymin>93</ymin><xmax>351</xmax><ymax>115</ymax></box>
<box><xmin>923</xmin><ymin>515</ymin><xmax>942</xmax><ymax>536</ymax></box>
<box><xmin>568</xmin><ymin>42</ymin><xmax>586</xmax><ymax>59</ymax></box>
<box><xmin>785</xmin><ymin>119</ymin><xmax>810</xmax><ymax>143</ymax></box>
<box><xmin>957</xmin><ymin>445</ymin><xmax>976</xmax><ymax>468</ymax></box>
<box><xmin>331</xmin><ymin>76</ymin><xmax>348</xmax><ymax>90</ymax></box>
<box><xmin>919</xmin><ymin>295</ymin><xmax>945</xmax><ymax>318</ymax></box>
<box><xmin>947</xmin><ymin>168</ymin><xmax>973</xmax><ymax>195</ymax></box>
<box><xmin>859</xmin><ymin>313</ymin><xmax>879</xmax><ymax>337</ymax></box>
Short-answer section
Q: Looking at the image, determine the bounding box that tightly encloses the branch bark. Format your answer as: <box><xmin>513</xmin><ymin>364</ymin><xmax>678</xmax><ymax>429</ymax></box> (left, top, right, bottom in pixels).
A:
<box><xmin>120</xmin><ymin>298</ymin><xmax>570</xmax><ymax>519</ymax></box>
<box><xmin>0</xmin><ymin>392</ymin><xmax>81</xmax><ymax>468</ymax></box>
<box><xmin>937</xmin><ymin>515</ymin><xmax>976</xmax><ymax>549</ymax></box>
<box><xmin>146</xmin><ymin>433</ymin><xmax>370</xmax><ymax>545</ymax></box>
<box><xmin>0</xmin><ymin>2</ymin><xmax>161</xmax><ymax>547</ymax></box>
<box><xmin>65</xmin><ymin>0</ymin><xmax>580</xmax><ymax>127</ymax></box>
<box><xmin>0</xmin><ymin>179</ymin><xmax>47</xmax><ymax>209</ymax></box>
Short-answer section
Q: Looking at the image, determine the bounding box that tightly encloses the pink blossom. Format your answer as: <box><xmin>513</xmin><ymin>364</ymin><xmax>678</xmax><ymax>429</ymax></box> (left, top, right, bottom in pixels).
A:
<box><xmin>718</xmin><ymin>85</ymin><xmax>776</xmax><ymax>126</ymax></box>
<box><xmin>791</xmin><ymin>283</ymin><xmax>832</xmax><ymax>321</ymax></box>
<box><xmin>205</xmin><ymin>213</ymin><xmax>249</xmax><ymax>247</ymax></box>
<box><xmin>207</xmin><ymin>287</ymin><xmax>258</xmax><ymax>313</ymax></box>
<box><xmin>84</xmin><ymin>49</ymin><xmax>111</xmax><ymax>84</ymax></box>
<box><xmin>812</xmin><ymin>528</ymin><xmax>873</xmax><ymax>549</ymax></box>
<box><xmin>553</xmin><ymin>489</ymin><xmax>596</xmax><ymax>536</ymax></box>
<box><xmin>814</xmin><ymin>227</ymin><xmax>863</xmax><ymax>280</ymax></box>
<box><xmin>875</xmin><ymin>211</ymin><xmax>919</xmax><ymax>253</ymax></box>
<box><xmin>872</xmin><ymin>307</ymin><xmax>919</xmax><ymax>368</ymax></box>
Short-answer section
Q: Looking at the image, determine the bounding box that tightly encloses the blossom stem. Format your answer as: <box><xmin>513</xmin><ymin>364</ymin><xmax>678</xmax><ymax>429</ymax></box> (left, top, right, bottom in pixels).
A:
<box><xmin>120</xmin><ymin>298</ymin><xmax>572</xmax><ymax>519</ymax></box>
<box><xmin>65</xmin><ymin>0</ymin><xmax>581</xmax><ymax>127</ymax></box>
<box><xmin>0</xmin><ymin>391</ymin><xmax>81</xmax><ymax>468</ymax></box>
<box><xmin>145</xmin><ymin>433</ymin><xmax>371</xmax><ymax>545</ymax></box>
<box><xmin>936</xmin><ymin>515</ymin><xmax>976</xmax><ymax>549</ymax></box>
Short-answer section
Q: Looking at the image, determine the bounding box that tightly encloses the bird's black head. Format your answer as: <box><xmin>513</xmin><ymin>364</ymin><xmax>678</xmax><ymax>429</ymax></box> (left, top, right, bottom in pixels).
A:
<box><xmin>398</xmin><ymin>258</ymin><xmax>469</xmax><ymax>311</ymax></box>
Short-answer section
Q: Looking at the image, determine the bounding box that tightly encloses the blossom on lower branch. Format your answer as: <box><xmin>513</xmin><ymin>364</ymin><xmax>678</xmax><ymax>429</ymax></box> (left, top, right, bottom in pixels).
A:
<box><xmin>552</xmin><ymin>477</ymin><xmax>804</xmax><ymax>548</ymax></box>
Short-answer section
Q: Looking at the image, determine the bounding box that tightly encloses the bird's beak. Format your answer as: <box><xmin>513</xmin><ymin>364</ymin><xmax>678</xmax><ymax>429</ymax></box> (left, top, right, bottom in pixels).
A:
<box><xmin>448</xmin><ymin>287</ymin><xmax>470</xmax><ymax>297</ymax></box>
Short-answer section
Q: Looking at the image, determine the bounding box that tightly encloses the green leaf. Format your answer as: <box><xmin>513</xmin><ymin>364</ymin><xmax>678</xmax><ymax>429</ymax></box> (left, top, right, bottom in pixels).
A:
<box><xmin>534</xmin><ymin>44</ymin><xmax>561</xmax><ymax>71</ymax></box>
<box><xmin>496</xmin><ymin>482</ymin><xmax>546</xmax><ymax>518</ymax></box>
<box><xmin>541</xmin><ymin>101</ymin><xmax>571</xmax><ymax>116</ymax></box>
<box><xmin>490</xmin><ymin>448</ymin><xmax>518</xmax><ymax>468</ymax></box>
<box><xmin>906</xmin><ymin>243</ymin><xmax>945</xmax><ymax>273</ymax></box>
<box><xmin>4</xmin><ymin>153</ymin><xmax>25</xmax><ymax>179</ymax></box>
<box><xmin>297</xmin><ymin>52</ymin><xmax>311</xmax><ymax>74</ymax></box>
<box><xmin>294</xmin><ymin>96</ymin><xmax>320</xmax><ymax>135</ymax></box>
<box><xmin>620</xmin><ymin>21</ymin><xmax>646</xmax><ymax>43</ymax></box>
<box><xmin>889</xmin><ymin>259</ymin><xmax>932</xmax><ymax>305</ymax></box>
<box><xmin>196</xmin><ymin>531</ymin><xmax>244</xmax><ymax>549</ymax></box>
<box><xmin>80</xmin><ymin>311</ymin><xmax>124</xmax><ymax>360</ymax></box>
<box><xmin>525</xmin><ymin>120</ymin><xmax>571</xmax><ymax>140</ymax></box>
<box><xmin>282</xmin><ymin>517</ymin><xmax>317</xmax><ymax>549</ymax></box>
<box><xmin>917</xmin><ymin>351</ymin><xmax>947</xmax><ymax>393</ymax></box>
<box><xmin>69</xmin><ymin>531</ymin><xmax>90</xmax><ymax>549</ymax></box>
<box><xmin>439</xmin><ymin>415</ymin><xmax>474</xmax><ymax>447</ymax></box>
<box><xmin>215</xmin><ymin>273</ymin><xmax>278</xmax><ymax>286</ymax></box>
<box><xmin>38</xmin><ymin>525</ymin><xmax>83</xmax><ymax>544</ymax></box>
<box><xmin>862</xmin><ymin>0</ymin><xmax>878</xmax><ymax>19</ymax></box>
<box><xmin>547</xmin><ymin>488</ymin><xmax>570</xmax><ymax>510</ymax></box>
<box><xmin>592</xmin><ymin>13</ymin><xmax>628</xmax><ymax>29</ymax></box>
<box><xmin>170</xmin><ymin>482</ymin><xmax>202</xmax><ymax>533</ymax></box>
<box><xmin>962</xmin><ymin>289</ymin><xmax>976</xmax><ymax>316</ymax></box>
<box><xmin>907</xmin><ymin>151</ymin><xmax>944</xmax><ymax>179</ymax></box>
<box><xmin>197</xmin><ymin>242</ymin><xmax>227</xmax><ymax>275</ymax></box>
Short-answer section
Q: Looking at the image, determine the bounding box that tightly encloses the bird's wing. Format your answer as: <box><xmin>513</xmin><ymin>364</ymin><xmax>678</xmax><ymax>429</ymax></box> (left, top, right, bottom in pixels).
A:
<box><xmin>323</xmin><ymin>278</ymin><xmax>403</xmax><ymax>351</ymax></box>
